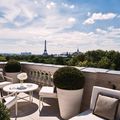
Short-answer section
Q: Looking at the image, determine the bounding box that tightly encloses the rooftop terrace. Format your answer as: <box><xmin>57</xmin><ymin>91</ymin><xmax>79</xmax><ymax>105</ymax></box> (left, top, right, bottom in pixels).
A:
<box><xmin>0</xmin><ymin>62</ymin><xmax>120</xmax><ymax>119</ymax></box>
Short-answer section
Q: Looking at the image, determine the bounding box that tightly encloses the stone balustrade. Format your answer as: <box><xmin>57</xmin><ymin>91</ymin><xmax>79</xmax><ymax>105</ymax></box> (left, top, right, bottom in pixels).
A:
<box><xmin>21</xmin><ymin>62</ymin><xmax>63</xmax><ymax>86</ymax></box>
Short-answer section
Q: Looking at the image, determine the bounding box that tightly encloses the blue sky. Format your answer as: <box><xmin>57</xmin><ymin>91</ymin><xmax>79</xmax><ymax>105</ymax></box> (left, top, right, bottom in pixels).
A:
<box><xmin>0</xmin><ymin>0</ymin><xmax>120</xmax><ymax>54</ymax></box>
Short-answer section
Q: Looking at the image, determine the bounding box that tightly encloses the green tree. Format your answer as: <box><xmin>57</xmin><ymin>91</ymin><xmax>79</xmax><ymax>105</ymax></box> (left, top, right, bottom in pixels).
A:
<box><xmin>31</xmin><ymin>56</ymin><xmax>40</xmax><ymax>63</ymax></box>
<box><xmin>98</xmin><ymin>57</ymin><xmax>111</xmax><ymax>69</ymax></box>
<box><xmin>107</xmin><ymin>51</ymin><xmax>120</xmax><ymax>70</ymax></box>
<box><xmin>0</xmin><ymin>56</ymin><xmax>6</xmax><ymax>61</ymax></box>
<box><xmin>78</xmin><ymin>60</ymin><xmax>97</xmax><ymax>67</ymax></box>
<box><xmin>67</xmin><ymin>54</ymin><xmax>85</xmax><ymax>66</ymax></box>
<box><xmin>67</xmin><ymin>57</ymin><xmax>78</xmax><ymax>66</ymax></box>
<box><xmin>85</xmin><ymin>50</ymin><xmax>105</xmax><ymax>62</ymax></box>
<box><xmin>55</xmin><ymin>57</ymin><xmax>65</xmax><ymax>65</ymax></box>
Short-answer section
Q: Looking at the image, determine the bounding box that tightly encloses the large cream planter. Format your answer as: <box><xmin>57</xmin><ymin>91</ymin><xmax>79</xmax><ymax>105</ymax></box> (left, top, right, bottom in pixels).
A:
<box><xmin>57</xmin><ymin>88</ymin><xmax>84</xmax><ymax>120</ymax></box>
<box><xmin>5</xmin><ymin>72</ymin><xmax>20</xmax><ymax>83</ymax></box>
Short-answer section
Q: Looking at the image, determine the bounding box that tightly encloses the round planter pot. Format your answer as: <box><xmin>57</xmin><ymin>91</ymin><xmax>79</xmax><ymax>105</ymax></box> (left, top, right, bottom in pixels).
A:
<box><xmin>57</xmin><ymin>88</ymin><xmax>84</xmax><ymax>120</ymax></box>
<box><xmin>5</xmin><ymin>72</ymin><xmax>20</xmax><ymax>83</ymax></box>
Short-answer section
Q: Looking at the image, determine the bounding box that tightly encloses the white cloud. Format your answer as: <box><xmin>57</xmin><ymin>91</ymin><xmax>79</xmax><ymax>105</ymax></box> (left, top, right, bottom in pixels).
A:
<box><xmin>0</xmin><ymin>18</ymin><xmax>7</xmax><ymax>24</ymax></box>
<box><xmin>68</xmin><ymin>17</ymin><xmax>76</xmax><ymax>23</ymax></box>
<box><xmin>46</xmin><ymin>2</ymin><xmax>56</xmax><ymax>9</ymax></box>
<box><xmin>87</xmin><ymin>12</ymin><xmax>91</xmax><ymax>16</ymax></box>
<box><xmin>54</xmin><ymin>29</ymin><xmax>120</xmax><ymax>52</ymax></box>
<box><xmin>83</xmin><ymin>12</ymin><xmax>117</xmax><ymax>25</ymax></box>
<box><xmin>94</xmin><ymin>27</ymin><xmax>120</xmax><ymax>51</ymax></box>
<box><xmin>34</xmin><ymin>0</ymin><xmax>38</xmax><ymax>5</ymax></box>
<box><xmin>62</xmin><ymin>3</ymin><xmax>68</xmax><ymax>7</ymax></box>
<box><xmin>19</xmin><ymin>5</ymin><xmax>35</xmax><ymax>20</ymax></box>
<box><xmin>62</xmin><ymin>3</ymin><xmax>75</xmax><ymax>9</ymax></box>
<box><xmin>96</xmin><ymin>28</ymin><xmax>107</xmax><ymax>34</ymax></box>
<box><xmin>0</xmin><ymin>0</ymin><xmax>39</xmax><ymax>27</ymax></box>
<box><xmin>70</xmin><ymin>5</ymin><xmax>75</xmax><ymax>9</ymax></box>
<box><xmin>1</xmin><ymin>26</ymin><xmax>120</xmax><ymax>54</ymax></box>
<box><xmin>107</xmin><ymin>26</ymin><xmax>114</xmax><ymax>31</ymax></box>
<box><xmin>4</xmin><ymin>7</ymin><xmax>20</xmax><ymax>23</ymax></box>
<box><xmin>46</xmin><ymin>27</ymin><xmax>120</xmax><ymax>53</ymax></box>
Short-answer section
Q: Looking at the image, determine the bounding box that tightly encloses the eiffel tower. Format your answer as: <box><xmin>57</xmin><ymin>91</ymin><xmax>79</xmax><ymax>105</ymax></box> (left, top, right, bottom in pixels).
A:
<box><xmin>43</xmin><ymin>40</ymin><xmax>48</xmax><ymax>56</ymax></box>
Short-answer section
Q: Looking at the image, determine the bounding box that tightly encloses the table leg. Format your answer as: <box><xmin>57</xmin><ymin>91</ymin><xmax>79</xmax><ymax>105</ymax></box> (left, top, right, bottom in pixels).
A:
<box><xmin>39</xmin><ymin>96</ymin><xmax>44</xmax><ymax>116</ymax></box>
<box><xmin>29</xmin><ymin>91</ymin><xmax>33</xmax><ymax>102</ymax></box>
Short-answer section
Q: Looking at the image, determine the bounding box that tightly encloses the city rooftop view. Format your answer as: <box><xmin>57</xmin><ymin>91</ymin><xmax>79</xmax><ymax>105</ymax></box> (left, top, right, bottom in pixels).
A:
<box><xmin>0</xmin><ymin>0</ymin><xmax>120</xmax><ymax>120</ymax></box>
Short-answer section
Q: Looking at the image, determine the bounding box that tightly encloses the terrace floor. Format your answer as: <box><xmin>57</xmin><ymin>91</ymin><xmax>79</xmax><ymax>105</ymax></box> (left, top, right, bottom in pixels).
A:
<box><xmin>10</xmin><ymin>92</ymin><xmax>61</xmax><ymax>120</ymax></box>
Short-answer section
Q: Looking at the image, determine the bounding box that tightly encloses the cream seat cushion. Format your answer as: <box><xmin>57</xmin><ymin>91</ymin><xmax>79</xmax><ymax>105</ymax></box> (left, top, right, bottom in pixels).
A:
<box><xmin>69</xmin><ymin>110</ymin><xmax>105</xmax><ymax>120</ymax></box>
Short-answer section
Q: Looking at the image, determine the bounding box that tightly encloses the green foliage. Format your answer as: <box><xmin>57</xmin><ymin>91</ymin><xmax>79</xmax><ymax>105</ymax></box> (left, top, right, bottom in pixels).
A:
<box><xmin>0</xmin><ymin>56</ymin><xmax>6</xmax><ymax>61</ymax></box>
<box><xmin>55</xmin><ymin>57</ymin><xmax>65</xmax><ymax>65</ymax></box>
<box><xmin>85</xmin><ymin>50</ymin><xmax>106</xmax><ymax>62</ymax></box>
<box><xmin>4</xmin><ymin>59</ymin><xmax>21</xmax><ymax>72</ymax></box>
<box><xmin>0</xmin><ymin>102</ymin><xmax>10</xmax><ymax>120</ymax></box>
<box><xmin>67</xmin><ymin>50</ymin><xmax>120</xmax><ymax>70</ymax></box>
<box><xmin>31</xmin><ymin>57</ymin><xmax>40</xmax><ymax>63</ymax></box>
<box><xmin>98</xmin><ymin>57</ymin><xmax>111</xmax><ymax>69</ymax></box>
<box><xmin>1</xmin><ymin>49</ymin><xmax>120</xmax><ymax>70</ymax></box>
<box><xmin>78</xmin><ymin>60</ymin><xmax>97</xmax><ymax>67</ymax></box>
<box><xmin>67</xmin><ymin>54</ymin><xmax>85</xmax><ymax>66</ymax></box>
<box><xmin>67</xmin><ymin>57</ymin><xmax>78</xmax><ymax>66</ymax></box>
<box><xmin>53</xmin><ymin>67</ymin><xmax>85</xmax><ymax>90</ymax></box>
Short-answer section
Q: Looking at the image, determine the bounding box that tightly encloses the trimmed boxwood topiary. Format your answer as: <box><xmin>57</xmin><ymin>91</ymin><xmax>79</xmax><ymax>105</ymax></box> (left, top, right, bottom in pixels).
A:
<box><xmin>53</xmin><ymin>67</ymin><xmax>85</xmax><ymax>90</ymax></box>
<box><xmin>4</xmin><ymin>59</ymin><xmax>21</xmax><ymax>72</ymax></box>
<box><xmin>0</xmin><ymin>102</ymin><xmax>10</xmax><ymax>120</ymax></box>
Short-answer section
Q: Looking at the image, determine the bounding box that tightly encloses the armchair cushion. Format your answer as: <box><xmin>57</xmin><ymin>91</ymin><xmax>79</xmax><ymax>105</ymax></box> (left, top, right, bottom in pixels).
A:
<box><xmin>93</xmin><ymin>94</ymin><xmax>119</xmax><ymax>120</ymax></box>
<box><xmin>0</xmin><ymin>81</ymin><xmax>12</xmax><ymax>89</ymax></box>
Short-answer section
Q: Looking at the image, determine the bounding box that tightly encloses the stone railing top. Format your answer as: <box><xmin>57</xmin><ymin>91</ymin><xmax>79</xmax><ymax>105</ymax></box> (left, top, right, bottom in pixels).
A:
<box><xmin>107</xmin><ymin>70</ymin><xmax>120</xmax><ymax>75</ymax></box>
<box><xmin>21</xmin><ymin>62</ymin><xmax>64</xmax><ymax>68</ymax></box>
<box><xmin>81</xmin><ymin>67</ymin><xmax>109</xmax><ymax>73</ymax></box>
<box><xmin>20</xmin><ymin>62</ymin><xmax>120</xmax><ymax>75</ymax></box>
<box><xmin>0</xmin><ymin>62</ymin><xmax>7</xmax><ymax>64</ymax></box>
<box><xmin>0</xmin><ymin>62</ymin><xmax>120</xmax><ymax>75</ymax></box>
<box><xmin>75</xmin><ymin>67</ymin><xmax>85</xmax><ymax>70</ymax></box>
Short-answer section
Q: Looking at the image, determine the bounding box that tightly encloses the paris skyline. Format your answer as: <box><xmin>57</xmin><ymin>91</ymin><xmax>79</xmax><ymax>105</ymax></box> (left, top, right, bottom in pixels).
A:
<box><xmin>0</xmin><ymin>0</ymin><xmax>120</xmax><ymax>54</ymax></box>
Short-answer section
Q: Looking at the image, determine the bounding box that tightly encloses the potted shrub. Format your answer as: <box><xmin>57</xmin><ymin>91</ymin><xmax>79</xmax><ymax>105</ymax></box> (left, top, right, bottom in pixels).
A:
<box><xmin>53</xmin><ymin>67</ymin><xmax>85</xmax><ymax>120</ymax></box>
<box><xmin>0</xmin><ymin>102</ymin><xmax>10</xmax><ymax>120</ymax></box>
<box><xmin>4</xmin><ymin>59</ymin><xmax>21</xmax><ymax>83</ymax></box>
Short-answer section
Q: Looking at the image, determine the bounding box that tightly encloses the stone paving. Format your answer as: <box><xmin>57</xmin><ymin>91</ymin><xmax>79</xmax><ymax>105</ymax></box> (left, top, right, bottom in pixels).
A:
<box><xmin>10</xmin><ymin>92</ymin><xmax>61</xmax><ymax>120</ymax></box>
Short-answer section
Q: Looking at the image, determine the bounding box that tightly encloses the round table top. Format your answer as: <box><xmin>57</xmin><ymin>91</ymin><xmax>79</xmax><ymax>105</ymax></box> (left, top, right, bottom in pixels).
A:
<box><xmin>3</xmin><ymin>83</ymin><xmax>38</xmax><ymax>93</ymax></box>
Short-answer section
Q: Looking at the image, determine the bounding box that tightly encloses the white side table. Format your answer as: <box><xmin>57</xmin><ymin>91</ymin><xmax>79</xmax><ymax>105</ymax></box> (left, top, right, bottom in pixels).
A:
<box><xmin>39</xmin><ymin>86</ymin><xmax>57</xmax><ymax>115</ymax></box>
<box><xmin>3</xmin><ymin>83</ymin><xmax>38</xmax><ymax>102</ymax></box>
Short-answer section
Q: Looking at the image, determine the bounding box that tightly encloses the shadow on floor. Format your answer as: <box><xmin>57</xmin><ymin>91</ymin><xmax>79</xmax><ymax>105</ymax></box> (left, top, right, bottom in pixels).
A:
<box><xmin>10</xmin><ymin>93</ymin><xmax>63</xmax><ymax>120</ymax></box>
<box><xmin>10</xmin><ymin>101</ymin><xmax>38</xmax><ymax>117</ymax></box>
<box><xmin>40</xmin><ymin>98</ymin><xmax>59</xmax><ymax>115</ymax></box>
<box><xmin>40</xmin><ymin>98</ymin><xmax>63</xmax><ymax>120</ymax></box>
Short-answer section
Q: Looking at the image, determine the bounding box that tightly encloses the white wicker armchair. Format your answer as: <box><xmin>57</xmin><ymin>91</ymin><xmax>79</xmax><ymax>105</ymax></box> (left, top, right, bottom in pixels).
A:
<box><xmin>0</xmin><ymin>92</ymin><xmax>18</xmax><ymax>116</ymax></box>
<box><xmin>0</xmin><ymin>72</ymin><xmax>13</xmax><ymax>89</ymax></box>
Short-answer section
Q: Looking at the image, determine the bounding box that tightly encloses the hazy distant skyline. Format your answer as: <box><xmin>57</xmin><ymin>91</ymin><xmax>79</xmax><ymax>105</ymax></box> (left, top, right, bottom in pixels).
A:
<box><xmin>0</xmin><ymin>0</ymin><xmax>120</xmax><ymax>54</ymax></box>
